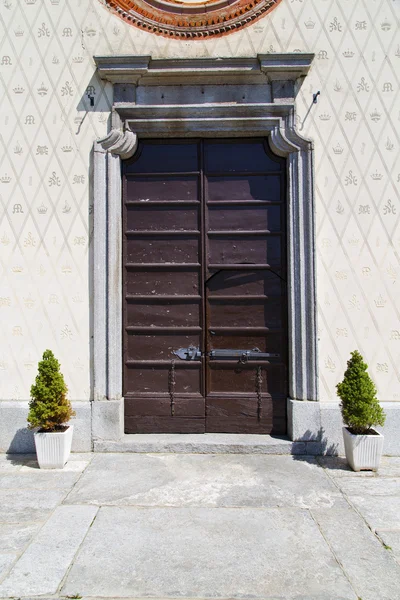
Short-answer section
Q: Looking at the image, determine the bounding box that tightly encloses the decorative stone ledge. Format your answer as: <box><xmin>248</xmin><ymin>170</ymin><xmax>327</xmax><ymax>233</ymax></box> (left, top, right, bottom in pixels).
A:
<box><xmin>94</xmin><ymin>54</ymin><xmax>314</xmax><ymax>92</ymax></box>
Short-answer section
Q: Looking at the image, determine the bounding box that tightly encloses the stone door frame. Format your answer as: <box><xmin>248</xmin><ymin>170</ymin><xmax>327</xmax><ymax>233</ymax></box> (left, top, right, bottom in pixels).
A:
<box><xmin>92</xmin><ymin>54</ymin><xmax>317</xmax><ymax>442</ymax></box>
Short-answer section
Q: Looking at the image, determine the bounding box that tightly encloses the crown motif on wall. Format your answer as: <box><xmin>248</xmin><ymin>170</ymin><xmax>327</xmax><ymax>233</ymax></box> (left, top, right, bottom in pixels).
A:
<box><xmin>371</xmin><ymin>170</ymin><xmax>383</xmax><ymax>181</ymax></box>
<box><xmin>13</xmin><ymin>85</ymin><xmax>24</xmax><ymax>94</ymax></box>
<box><xmin>14</xmin><ymin>27</ymin><xmax>24</xmax><ymax>37</ymax></box>
<box><xmin>304</xmin><ymin>18</ymin><xmax>315</xmax><ymax>29</ymax></box>
<box><xmin>62</xmin><ymin>264</ymin><xmax>72</xmax><ymax>274</ymax></box>
<box><xmin>85</xmin><ymin>27</ymin><xmax>96</xmax><ymax>37</ymax></box>
<box><xmin>37</xmin><ymin>203</ymin><xmax>48</xmax><ymax>214</ymax></box>
<box><xmin>61</xmin><ymin>145</ymin><xmax>73</xmax><ymax>152</ymax></box>
<box><xmin>50</xmin><ymin>0</ymin><xmax>60</xmax><ymax>4</ymax></box>
<box><xmin>374</xmin><ymin>294</ymin><xmax>386</xmax><ymax>308</ymax></box>
<box><xmin>370</xmin><ymin>109</ymin><xmax>381</xmax><ymax>122</ymax></box>
<box><xmin>37</xmin><ymin>83</ymin><xmax>48</xmax><ymax>96</ymax></box>
<box><xmin>319</xmin><ymin>113</ymin><xmax>331</xmax><ymax>121</ymax></box>
<box><xmin>25</xmin><ymin>0</ymin><xmax>36</xmax><ymax>4</ymax></box>
<box><xmin>1</xmin><ymin>174</ymin><xmax>11</xmax><ymax>183</ymax></box>
<box><xmin>342</xmin><ymin>49</ymin><xmax>354</xmax><ymax>58</ymax></box>
<box><xmin>332</xmin><ymin>143</ymin><xmax>344</xmax><ymax>155</ymax></box>
<box><xmin>72</xmin><ymin>55</ymin><xmax>84</xmax><ymax>63</ymax></box>
<box><xmin>381</xmin><ymin>19</ymin><xmax>391</xmax><ymax>31</ymax></box>
<box><xmin>12</xmin><ymin>266</ymin><xmax>23</xmax><ymax>273</ymax></box>
<box><xmin>348</xmin><ymin>235</ymin><xmax>360</xmax><ymax>247</ymax></box>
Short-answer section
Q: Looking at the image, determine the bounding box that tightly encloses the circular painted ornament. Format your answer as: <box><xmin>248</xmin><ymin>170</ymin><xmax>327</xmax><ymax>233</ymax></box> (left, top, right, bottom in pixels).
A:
<box><xmin>104</xmin><ymin>0</ymin><xmax>282</xmax><ymax>39</ymax></box>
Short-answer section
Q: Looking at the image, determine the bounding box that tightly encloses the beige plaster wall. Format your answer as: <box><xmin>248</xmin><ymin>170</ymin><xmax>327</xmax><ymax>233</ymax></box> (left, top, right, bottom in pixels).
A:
<box><xmin>0</xmin><ymin>0</ymin><xmax>399</xmax><ymax>402</ymax></box>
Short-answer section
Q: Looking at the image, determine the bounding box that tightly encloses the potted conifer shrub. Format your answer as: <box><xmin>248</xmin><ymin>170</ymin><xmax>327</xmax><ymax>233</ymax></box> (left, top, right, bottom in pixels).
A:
<box><xmin>336</xmin><ymin>350</ymin><xmax>386</xmax><ymax>471</ymax></box>
<box><xmin>28</xmin><ymin>350</ymin><xmax>75</xmax><ymax>469</ymax></box>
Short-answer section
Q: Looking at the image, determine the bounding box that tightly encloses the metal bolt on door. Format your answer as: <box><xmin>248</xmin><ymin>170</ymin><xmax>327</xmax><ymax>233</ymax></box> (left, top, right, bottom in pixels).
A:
<box><xmin>122</xmin><ymin>139</ymin><xmax>288</xmax><ymax>434</ymax></box>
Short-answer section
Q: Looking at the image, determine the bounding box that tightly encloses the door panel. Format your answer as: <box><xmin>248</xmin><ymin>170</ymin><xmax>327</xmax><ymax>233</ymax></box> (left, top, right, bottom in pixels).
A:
<box><xmin>123</xmin><ymin>139</ymin><xmax>287</xmax><ymax>434</ymax></box>
<box><xmin>207</xmin><ymin>175</ymin><xmax>281</xmax><ymax>201</ymax></box>
<box><xmin>208</xmin><ymin>235</ymin><xmax>281</xmax><ymax>265</ymax></box>
<box><xmin>127</xmin><ymin>206</ymin><xmax>199</xmax><ymax>231</ymax></box>
<box><xmin>126</xmin><ymin>365</ymin><xmax>201</xmax><ymax>393</ymax></box>
<box><xmin>126</xmin><ymin>176</ymin><xmax>199</xmax><ymax>201</ymax></box>
<box><xmin>208</xmin><ymin>205</ymin><xmax>282</xmax><ymax>232</ymax></box>
<box><xmin>125</xmin><ymin>268</ymin><xmax>200</xmax><ymax>296</ymax></box>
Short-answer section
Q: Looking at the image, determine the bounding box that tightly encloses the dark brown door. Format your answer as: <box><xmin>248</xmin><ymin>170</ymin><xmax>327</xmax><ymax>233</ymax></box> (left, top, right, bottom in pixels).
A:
<box><xmin>123</xmin><ymin>139</ymin><xmax>288</xmax><ymax>434</ymax></box>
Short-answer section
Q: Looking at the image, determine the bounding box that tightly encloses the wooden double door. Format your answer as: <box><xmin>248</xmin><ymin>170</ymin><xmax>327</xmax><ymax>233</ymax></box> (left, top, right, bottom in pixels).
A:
<box><xmin>123</xmin><ymin>138</ymin><xmax>288</xmax><ymax>434</ymax></box>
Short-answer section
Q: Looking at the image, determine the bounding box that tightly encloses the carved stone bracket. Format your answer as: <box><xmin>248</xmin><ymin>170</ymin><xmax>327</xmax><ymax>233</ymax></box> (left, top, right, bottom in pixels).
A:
<box><xmin>98</xmin><ymin>128</ymin><xmax>138</xmax><ymax>160</ymax></box>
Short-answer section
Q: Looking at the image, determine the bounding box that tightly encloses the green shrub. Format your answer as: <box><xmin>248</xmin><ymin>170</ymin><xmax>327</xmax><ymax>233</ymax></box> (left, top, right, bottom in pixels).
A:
<box><xmin>336</xmin><ymin>350</ymin><xmax>385</xmax><ymax>435</ymax></box>
<box><xmin>27</xmin><ymin>350</ymin><xmax>75</xmax><ymax>431</ymax></box>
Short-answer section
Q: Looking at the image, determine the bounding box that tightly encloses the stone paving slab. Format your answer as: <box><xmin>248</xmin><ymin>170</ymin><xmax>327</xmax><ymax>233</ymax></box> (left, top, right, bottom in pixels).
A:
<box><xmin>0</xmin><ymin>454</ymin><xmax>93</xmax><ymax>473</ymax></box>
<box><xmin>0</xmin><ymin>523</ymin><xmax>41</xmax><ymax>553</ymax></box>
<box><xmin>0</xmin><ymin>488</ymin><xmax>68</xmax><ymax>523</ymax></box>
<box><xmin>377</xmin><ymin>457</ymin><xmax>400</xmax><ymax>477</ymax></box>
<box><xmin>0</xmin><ymin>455</ymin><xmax>37</xmax><ymax>472</ymax></box>
<box><xmin>1</xmin><ymin>453</ymin><xmax>400</xmax><ymax>600</ymax></box>
<box><xmin>338</xmin><ymin>477</ymin><xmax>400</xmax><ymax>496</ymax></box>
<box><xmin>376</xmin><ymin>530</ymin><xmax>400</xmax><ymax>563</ymax></box>
<box><xmin>317</xmin><ymin>456</ymin><xmax>375</xmax><ymax>477</ymax></box>
<box><xmin>61</xmin><ymin>506</ymin><xmax>357</xmax><ymax>600</ymax></box>
<box><xmin>0</xmin><ymin>505</ymin><xmax>98</xmax><ymax>597</ymax></box>
<box><xmin>345</xmin><ymin>495</ymin><xmax>400</xmax><ymax>531</ymax></box>
<box><xmin>0</xmin><ymin>472</ymin><xmax>81</xmax><ymax>490</ymax></box>
<box><xmin>318</xmin><ymin>456</ymin><xmax>400</xmax><ymax>478</ymax></box>
<box><xmin>65</xmin><ymin>454</ymin><xmax>340</xmax><ymax>509</ymax></box>
<box><xmin>0</xmin><ymin>557</ymin><xmax>15</xmax><ymax>584</ymax></box>
<box><xmin>311</xmin><ymin>498</ymin><xmax>400</xmax><ymax>600</ymax></box>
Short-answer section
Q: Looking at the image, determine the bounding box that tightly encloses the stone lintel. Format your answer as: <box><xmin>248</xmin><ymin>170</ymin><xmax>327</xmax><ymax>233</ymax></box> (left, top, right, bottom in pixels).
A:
<box><xmin>94</xmin><ymin>55</ymin><xmax>314</xmax><ymax>92</ymax></box>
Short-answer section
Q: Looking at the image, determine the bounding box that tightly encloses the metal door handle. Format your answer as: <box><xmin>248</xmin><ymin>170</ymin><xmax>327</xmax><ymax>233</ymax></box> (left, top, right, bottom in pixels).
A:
<box><xmin>208</xmin><ymin>348</ymin><xmax>280</xmax><ymax>363</ymax></box>
<box><xmin>173</xmin><ymin>346</ymin><xmax>279</xmax><ymax>363</ymax></box>
<box><xmin>174</xmin><ymin>346</ymin><xmax>202</xmax><ymax>361</ymax></box>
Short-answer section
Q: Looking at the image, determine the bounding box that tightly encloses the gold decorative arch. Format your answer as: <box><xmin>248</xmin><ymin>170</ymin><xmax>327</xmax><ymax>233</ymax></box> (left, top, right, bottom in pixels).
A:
<box><xmin>103</xmin><ymin>0</ymin><xmax>282</xmax><ymax>39</ymax></box>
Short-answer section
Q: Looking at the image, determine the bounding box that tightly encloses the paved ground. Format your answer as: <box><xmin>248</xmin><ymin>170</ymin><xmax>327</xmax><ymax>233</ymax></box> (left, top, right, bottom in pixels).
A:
<box><xmin>1</xmin><ymin>453</ymin><xmax>400</xmax><ymax>600</ymax></box>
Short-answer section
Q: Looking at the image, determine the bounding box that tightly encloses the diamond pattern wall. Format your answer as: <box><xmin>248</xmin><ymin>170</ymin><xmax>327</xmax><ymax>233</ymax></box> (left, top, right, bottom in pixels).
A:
<box><xmin>0</xmin><ymin>0</ymin><xmax>399</xmax><ymax>402</ymax></box>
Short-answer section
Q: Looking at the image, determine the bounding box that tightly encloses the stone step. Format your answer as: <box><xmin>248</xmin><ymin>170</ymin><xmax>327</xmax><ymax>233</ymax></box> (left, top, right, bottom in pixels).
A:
<box><xmin>94</xmin><ymin>433</ymin><xmax>317</xmax><ymax>454</ymax></box>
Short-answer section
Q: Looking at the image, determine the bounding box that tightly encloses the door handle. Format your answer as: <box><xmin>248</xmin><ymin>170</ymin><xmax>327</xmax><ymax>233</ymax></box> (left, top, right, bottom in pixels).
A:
<box><xmin>209</xmin><ymin>348</ymin><xmax>280</xmax><ymax>363</ymax></box>
<box><xmin>173</xmin><ymin>346</ymin><xmax>202</xmax><ymax>361</ymax></box>
<box><xmin>174</xmin><ymin>346</ymin><xmax>279</xmax><ymax>363</ymax></box>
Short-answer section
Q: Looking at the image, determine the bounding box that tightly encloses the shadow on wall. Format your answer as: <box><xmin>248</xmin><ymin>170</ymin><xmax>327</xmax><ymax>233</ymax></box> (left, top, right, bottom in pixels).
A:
<box><xmin>294</xmin><ymin>427</ymin><xmax>339</xmax><ymax>457</ymax></box>
<box><xmin>7</xmin><ymin>427</ymin><xmax>35</xmax><ymax>454</ymax></box>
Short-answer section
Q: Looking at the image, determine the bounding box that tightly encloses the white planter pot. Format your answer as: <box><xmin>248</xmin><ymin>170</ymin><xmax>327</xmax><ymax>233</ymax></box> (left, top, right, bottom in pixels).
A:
<box><xmin>342</xmin><ymin>426</ymin><xmax>384</xmax><ymax>472</ymax></box>
<box><xmin>34</xmin><ymin>425</ymin><xmax>73</xmax><ymax>469</ymax></box>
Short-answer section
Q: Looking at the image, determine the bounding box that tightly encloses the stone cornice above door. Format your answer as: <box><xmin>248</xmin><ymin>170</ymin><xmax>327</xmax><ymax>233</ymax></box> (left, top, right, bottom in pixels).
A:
<box><xmin>94</xmin><ymin>54</ymin><xmax>314</xmax><ymax>104</ymax></box>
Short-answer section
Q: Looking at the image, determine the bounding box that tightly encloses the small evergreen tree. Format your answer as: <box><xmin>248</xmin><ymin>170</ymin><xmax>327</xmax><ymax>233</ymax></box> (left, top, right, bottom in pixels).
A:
<box><xmin>27</xmin><ymin>350</ymin><xmax>75</xmax><ymax>431</ymax></box>
<box><xmin>336</xmin><ymin>350</ymin><xmax>385</xmax><ymax>435</ymax></box>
